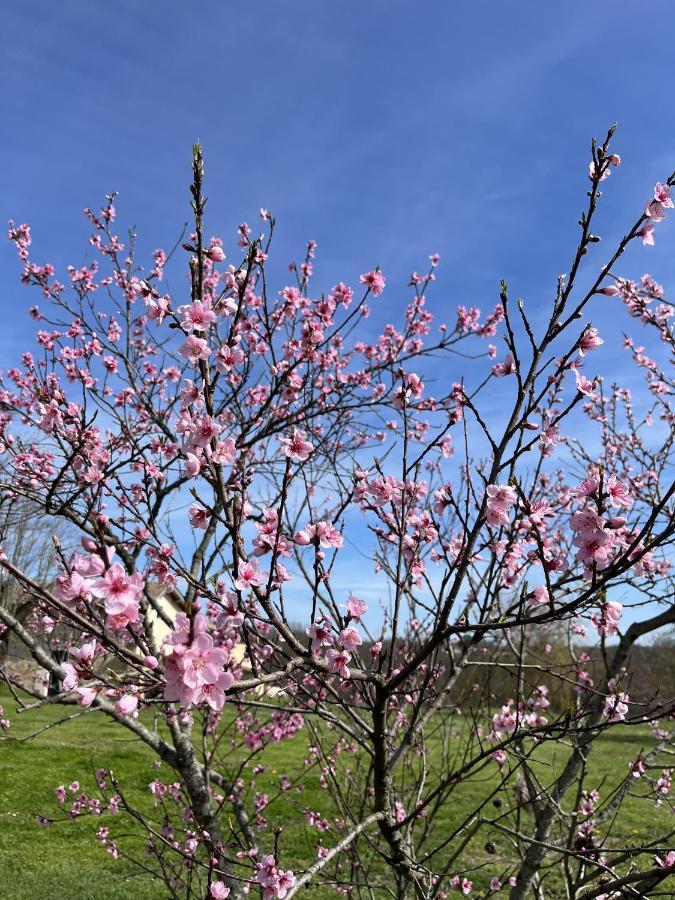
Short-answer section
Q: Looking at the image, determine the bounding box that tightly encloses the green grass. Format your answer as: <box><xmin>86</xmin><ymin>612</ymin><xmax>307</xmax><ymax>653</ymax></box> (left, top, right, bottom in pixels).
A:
<box><xmin>0</xmin><ymin>691</ymin><xmax>671</xmax><ymax>898</ymax></box>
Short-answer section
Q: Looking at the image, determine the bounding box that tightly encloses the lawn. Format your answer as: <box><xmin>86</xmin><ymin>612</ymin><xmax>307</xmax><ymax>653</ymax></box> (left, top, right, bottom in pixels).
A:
<box><xmin>0</xmin><ymin>691</ymin><xmax>671</xmax><ymax>898</ymax></box>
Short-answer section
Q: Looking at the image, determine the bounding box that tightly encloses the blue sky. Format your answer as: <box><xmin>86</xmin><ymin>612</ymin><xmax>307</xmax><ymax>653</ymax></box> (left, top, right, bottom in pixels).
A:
<box><xmin>1</xmin><ymin>2</ymin><xmax>674</xmax><ymax>627</ymax></box>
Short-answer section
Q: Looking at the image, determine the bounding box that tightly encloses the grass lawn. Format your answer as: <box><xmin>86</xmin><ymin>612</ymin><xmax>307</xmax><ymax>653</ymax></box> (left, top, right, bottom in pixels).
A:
<box><xmin>0</xmin><ymin>690</ymin><xmax>671</xmax><ymax>898</ymax></box>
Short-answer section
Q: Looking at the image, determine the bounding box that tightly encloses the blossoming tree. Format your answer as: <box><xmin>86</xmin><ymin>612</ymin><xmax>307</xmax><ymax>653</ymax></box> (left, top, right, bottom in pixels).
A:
<box><xmin>0</xmin><ymin>129</ymin><xmax>674</xmax><ymax>899</ymax></box>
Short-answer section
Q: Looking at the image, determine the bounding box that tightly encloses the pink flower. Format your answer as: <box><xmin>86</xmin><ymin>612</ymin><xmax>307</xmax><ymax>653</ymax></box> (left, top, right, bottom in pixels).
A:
<box><xmin>360</xmin><ymin>269</ymin><xmax>386</xmax><ymax>296</ymax></box>
<box><xmin>529</xmin><ymin>586</ymin><xmax>550</xmax><ymax>606</ymax></box>
<box><xmin>180</xmin><ymin>300</ymin><xmax>216</xmax><ymax>332</ymax></box>
<box><xmin>490</xmin><ymin>876</ymin><xmax>502</xmax><ymax>891</ymax></box>
<box><xmin>630</xmin><ymin>756</ymin><xmax>646</xmax><ymax>778</ymax></box>
<box><xmin>645</xmin><ymin>200</ymin><xmax>667</xmax><ymax>223</ymax></box>
<box><xmin>192</xmin><ymin>670</ymin><xmax>234</xmax><ymax>710</ymax></box>
<box><xmin>486</xmin><ymin>484</ymin><xmax>517</xmax><ymax>507</ymax></box>
<box><xmin>206</xmin><ymin>244</ymin><xmax>226</xmax><ymax>263</ymax></box>
<box><xmin>189</xmin><ymin>505</ymin><xmax>210</xmax><ymax>529</ymax></box>
<box><xmin>234</xmin><ymin>560</ymin><xmax>265</xmax><ymax>591</ymax></box>
<box><xmin>604</xmin><ymin>600</ymin><xmax>623</xmax><ymax>633</ymax></box>
<box><xmin>607</xmin><ymin>475</ymin><xmax>632</xmax><ymax>509</ymax></box>
<box><xmin>179</xmin><ymin>334</ymin><xmax>212</xmax><ymax>364</ymax></box>
<box><xmin>210</xmin><ymin>882</ymin><xmax>230</xmax><ymax>899</ymax></box>
<box><xmin>338</xmin><ymin>627</ymin><xmax>362</xmax><ymax>652</ymax></box>
<box><xmin>603</xmin><ymin>691</ymin><xmax>629</xmax><ymax>722</ymax></box>
<box><xmin>280</xmin><ymin>428</ymin><xmax>313</xmax><ymax>462</ymax></box>
<box><xmin>215</xmin><ymin>343</ymin><xmax>244</xmax><ymax>372</ymax></box>
<box><xmin>211</xmin><ymin>438</ymin><xmax>237</xmax><ymax>465</ymax></box>
<box><xmin>295</xmin><ymin>521</ymin><xmax>343</xmax><ymax>549</ymax></box>
<box><xmin>639</xmin><ymin>223</ymin><xmax>655</xmax><ymax>246</ymax></box>
<box><xmin>570</xmin><ymin>509</ymin><xmax>605</xmax><ymax>538</ymax></box>
<box><xmin>578</xmin><ymin>326</ymin><xmax>604</xmax><ymax>355</ymax></box>
<box><xmin>114</xmin><ymin>694</ymin><xmax>138</xmax><ymax>717</ymax></box>
<box><xmin>183</xmin><ymin>633</ymin><xmax>229</xmax><ymax>688</ymax></box>
<box><xmin>346</xmin><ymin>595</ymin><xmax>368</xmax><ymax>621</ymax></box>
<box><xmin>275</xmin><ymin>871</ymin><xmax>297</xmax><ymax>898</ymax></box>
<box><xmin>574</xmin><ymin>371</ymin><xmax>596</xmax><ymax>396</ymax></box>
<box><xmin>325</xmin><ymin>647</ymin><xmax>351</xmax><ymax>679</ymax></box>
<box><xmin>486</xmin><ymin>504</ymin><xmax>510</xmax><ymax>527</ymax></box>
<box><xmin>185</xmin><ymin>452</ymin><xmax>202</xmax><ymax>478</ymax></box>
<box><xmin>307</xmin><ymin>619</ymin><xmax>333</xmax><ymax>653</ymax></box>
<box><xmin>90</xmin><ymin>563</ymin><xmax>144</xmax><ymax>617</ymax></box>
<box><xmin>539</xmin><ymin>424</ymin><xmax>560</xmax><ymax>446</ymax></box>
<box><xmin>573</xmin><ymin>533</ymin><xmax>609</xmax><ymax>566</ymax></box>
<box><xmin>492</xmin><ymin>353</ymin><xmax>515</xmax><ymax>377</ymax></box>
<box><xmin>653</xmin><ymin>183</ymin><xmax>673</xmax><ymax>208</ymax></box>
<box><xmin>656</xmin><ymin>851</ymin><xmax>675</xmax><ymax>869</ymax></box>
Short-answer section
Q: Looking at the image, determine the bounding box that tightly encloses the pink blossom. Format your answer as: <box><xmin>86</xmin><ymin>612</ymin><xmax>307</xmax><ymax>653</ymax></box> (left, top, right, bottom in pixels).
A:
<box><xmin>639</xmin><ymin>223</ymin><xmax>655</xmax><ymax>246</ymax></box>
<box><xmin>578</xmin><ymin>326</ymin><xmax>604</xmax><ymax>355</ymax></box>
<box><xmin>486</xmin><ymin>484</ymin><xmax>517</xmax><ymax>507</ymax></box>
<box><xmin>185</xmin><ymin>452</ymin><xmax>202</xmax><ymax>478</ymax></box>
<box><xmin>183</xmin><ymin>634</ymin><xmax>229</xmax><ymax>688</ymax></box>
<box><xmin>180</xmin><ymin>300</ymin><xmax>216</xmax><ymax>332</ymax></box>
<box><xmin>539</xmin><ymin>424</ymin><xmax>560</xmax><ymax>446</ymax></box>
<box><xmin>325</xmin><ymin>647</ymin><xmax>351</xmax><ymax>679</ymax></box>
<box><xmin>189</xmin><ymin>505</ymin><xmax>210</xmax><ymax>529</ymax></box>
<box><xmin>346</xmin><ymin>595</ymin><xmax>368</xmax><ymax>621</ymax></box>
<box><xmin>570</xmin><ymin>509</ymin><xmax>605</xmax><ymax>538</ymax></box>
<box><xmin>179</xmin><ymin>334</ymin><xmax>212</xmax><ymax>364</ymax></box>
<box><xmin>574</xmin><ymin>370</ymin><xmax>596</xmax><ymax>396</ymax></box>
<box><xmin>206</xmin><ymin>244</ymin><xmax>226</xmax><ymax>262</ymax></box>
<box><xmin>307</xmin><ymin>619</ymin><xmax>333</xmax><ymax>653</ymax></box>
<box><xmin>210</xmin><ymin>882</ymin><xmax>230</xmax><ymax>898</ymax></box>
<box><xmin>90</xmin><ymin>563</ymin><xmax>144</xmax><ymax>617</ymax></box>
<box><xmin>215</xmin><ymin>343</ymin><xmax>244</xmax><ymax>372</ymax></box>
<box><xmin>114</xmin><ymin>694</ymin><xmax>138</xmax><ymax>717</ymax></box>
<box><xmin>492</xmin><ymin>353</ymin><xmax>515</xmax><ymax>377</ymax></box>
<box><xmin>645</xmin><ymin>200</ymin><xmax>667</xmax><ymax>223</ymax></box>
<box><xmin>234</xmin><ymin>560</ymin><xmax>265</xmax><ymax>591</ymax></box>
<box><xmin>603</xmin><ymin>691</ymin><xmax>629</xmax><ymax>722</ymax></box>
<box><xmin>338</xmin><ymin>627</ymin><xmax>362</xmax><ymax>652</ymax></box>
<box><xmin>294</xmin><ymin>521</ymin><xmax>343</xmax><ymax>549</ymax></box>
<box><xmin>359</xmin><ymin>269</ymin><xmax>386</xmax><ymax>296</ymax></box>
<box><xmin>529</xmin><ymin>585</ymin><xmax>550</xmax><ymax>606</ymax></box>
<box><xmin>192</xmin><ymin>670</ymin><xmax>234</xmax><ymax>710</ymax></box>
<box><xmin>279</xmin><ymin>428</ymin><xmax>313</xmax><ymax>462</ymax></box>
<box><xmin>654</xmin><ymin>182</ymin><xmax>674</xmax><ymax>207</ymax></box>
<box><xmin>607</xmin><ymin>475</ymin><xmax>632</xmax><ymax>509</ymax></box>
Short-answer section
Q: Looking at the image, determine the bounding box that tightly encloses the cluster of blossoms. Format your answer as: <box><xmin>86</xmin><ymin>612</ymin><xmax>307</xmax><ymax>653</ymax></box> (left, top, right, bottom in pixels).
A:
<box><xmin>602</xmin><ymin>676</ymin><xmax>629</xmax><ymax>723</ymax></box>
<box><xmin>654</xmin><ymin>769</ymin><xmax>672</xmax><ymax>807</ymax></box>
<box><xmin>637</xmin><ymin>182</ymin><xmax>674</xmax><ymax>247</ymax></box>
<box><xmin>590</xmin><ymin>600</ymin><xmax>623</xmax><ymax>638</ymax></box>
<box><xmin>485</xmin><ymin>484</ymin><xmax>517</xmax><ymax>528</ymax></box>
<box><xmin>254</xmin><ymin>854</ymin><xmax>297</xmax><ymax>899</ymax></box>
<box><xmin>576</xmin><ymin>789</ymin><xmax>601</xmax><ymax>845</ymax></box>
<box><xmin>569</xmin><ymin>472</ymin><xmax>633</xmax><ymax>581</ymax></box>
<box><xmin>54</xmin><ymin>546</ymin><xmax>145</xmax><ymax>631</ymax></box>
<box><xmin>490</xmin><ymin>685</ymin><xmax>551</xmax><ymax>743</ymax></box>
<box><xmin>306</xmin><ymin>595</ymin><xmax>367</xmax><ymax>680</ymax></box>
<box><xmin>163</xmin><ymin>613</ymin><xmax>235</xmax><ymax>711</ymax></box>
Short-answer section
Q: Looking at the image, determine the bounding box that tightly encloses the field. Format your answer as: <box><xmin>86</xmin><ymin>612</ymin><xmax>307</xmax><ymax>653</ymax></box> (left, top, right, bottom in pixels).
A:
<box><xmin>0</xmin><ymin>691</ymin><xmax>671</xmax><ymax>899</ymax></box>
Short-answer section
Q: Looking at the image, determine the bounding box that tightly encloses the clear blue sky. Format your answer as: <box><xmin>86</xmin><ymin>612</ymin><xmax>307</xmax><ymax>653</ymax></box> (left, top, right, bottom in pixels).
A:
<box><xmin>1</xmin><ymin>2</ymin><xmax>673</xmax><ymax>626</ymax></box>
